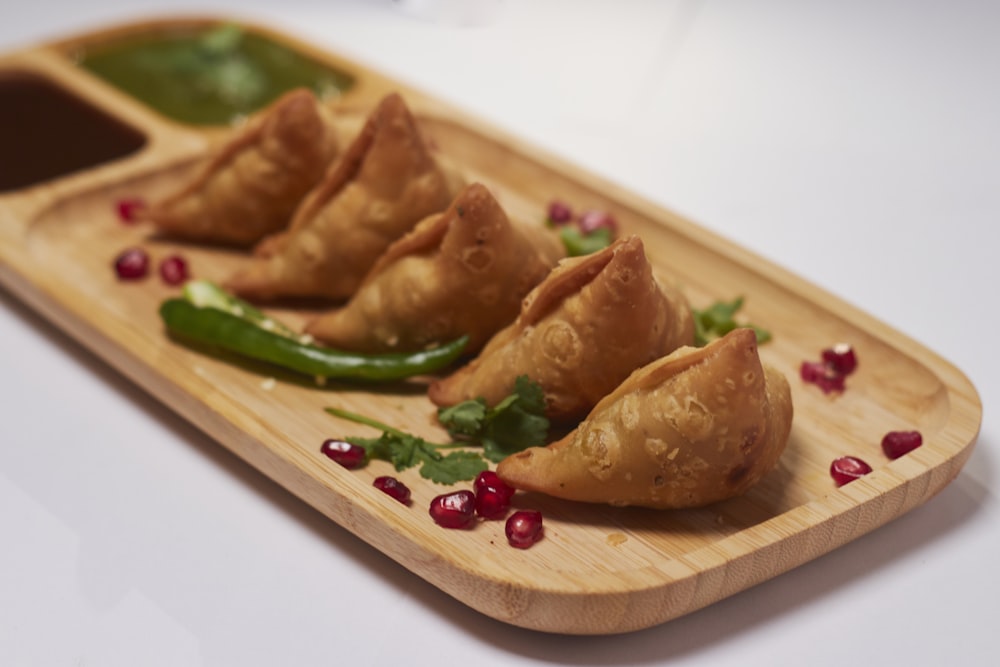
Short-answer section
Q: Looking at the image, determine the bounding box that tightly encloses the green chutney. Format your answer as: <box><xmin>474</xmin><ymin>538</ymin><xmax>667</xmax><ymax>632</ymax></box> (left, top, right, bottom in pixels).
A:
<box><xmin>78</xmin><ymin>24</ymin><xmax>354</xmax><ymax>126</ymax></box>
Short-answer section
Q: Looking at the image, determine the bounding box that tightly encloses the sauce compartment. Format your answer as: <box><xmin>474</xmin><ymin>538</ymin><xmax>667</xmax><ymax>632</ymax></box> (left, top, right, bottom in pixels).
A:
<box><xmin>68</xmin><ymin>21</ymin><xmax>356</xmax><ymax>127</ymax></box>
<box><xmin>0</xmin><ymin>17</ymin><xmax>394</xmax><ymax>201</ymax></box>
<box><xmin>0</xmin><ymin>70</ymin><xmax>146</xmax><ymax>193</ymax></box>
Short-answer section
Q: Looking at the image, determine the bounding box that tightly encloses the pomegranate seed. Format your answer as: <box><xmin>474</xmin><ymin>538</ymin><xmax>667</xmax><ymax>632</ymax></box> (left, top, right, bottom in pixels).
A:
<box><xmin>505</xmin><ymin>510</ymin><xmax>544</xmax><ymax>549</ymax></box>
<box><xmin>474</xmin><ymin>470</ymin><xmax>515</xmax><ymax>500</ymax></box>
<box><xmin>547</xmin><ymin>200</ymin><xmax>573</xmax><ymax>225</ymax></box>
<box><xmin>822</xmin><ymin>343</ymin><xmax>858</xmax><ymax>376</ymax></box>
<box><xmin>373</xmin><ymin>476</ymin><xmax>411</xmax><ymax>505</ymax></box>
<box><xmin>113</xmin><ymin>247</ymin><xmax>149</xmax><ymax>280</ymax></box>
<box><xmin>115</xmin><ymin>197</ymin><xmax>145</xmax><ymax>224</ymax></box>
<box><xmin>800</xmin><ymin>360</ymin><xmax>846</xmax><ymax>394</ymax></box>
<box><xmin>881</xmin><ymin>430</ymin><xmax>923</xmax><ymax>460</ymax></box>
<box><xmin>830</xmin><ymin>456</ymin><xmax>872</xmax><ymax>486</ymax></box>
<box><xmin>577</xmin><ymin>209</ymin><xmax>618</xmax><ymax>235</ymax></box>
<box><xmin>474</xmin><ymin>470</ymin><xmax>515</xmax><ymax>519</ymax></box>
<box><xmin>429</xmin><ymin>490</ymin><xmax>476</xmax><ymax>529</ymax></box>
<box><xmin>320</xmin><ymin>439</ymin><xmax>366</xmax><ymax>469</ymax></box>
<box><xmin>475</xmin><ymin>489</ymin><xmax>511</xmax><ymax>520</ymax></box>
<box><xmin>802</xmin><ymin>343</ymin><xmax>859</xmax><ymax>393</ymax></box>
<box><xmin>159</xmin><ymin>255</ymin><xmax>189</xmax><ymax>286</ymax></box>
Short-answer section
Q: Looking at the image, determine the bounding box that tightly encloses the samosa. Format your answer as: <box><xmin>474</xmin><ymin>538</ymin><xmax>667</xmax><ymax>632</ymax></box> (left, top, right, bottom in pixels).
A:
<box><xmin>428</xmin><ymin>235</ymin><xmax>694</xmax><ymax>422</ymax></box>
<box><xmin>497</xmin><ymin>328</ymin><xmax>793</xmax><ymax>509</ymax></box>
<box><xmin>306</xmin><ymin>182</ymin><xmax>563</xmax><ymax>353</ymax></box>
<box><xmin>145</xmin><ymin>88</ymin><xmax>341</xmax><ymax>246</ymax></box>
<box><xmin>225</xmin><ymin>92</ymin><xmax>464</xmax><ymax>300</ymax></box>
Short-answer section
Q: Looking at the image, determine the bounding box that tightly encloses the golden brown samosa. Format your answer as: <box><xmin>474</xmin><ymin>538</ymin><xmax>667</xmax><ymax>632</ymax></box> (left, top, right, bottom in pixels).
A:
<box><xmin>145</xmin><ymin>88</ymin><xmax>341</xmax><ymax>246</ymax></box>
<box><xmin>224</xmin><ymin>92</ymin><xmax>464</xmax><ymax>300</ymax></box>
<box><xmin>305</xmin><ymin>182</ymin><xmax>563</xmax><ymax>353</ymax></box>
<box><xmin>428</xmin><ymin>235</ymin><xmax>694</xmax><ymax>422</ymax></box>
<box><xmin>497</xmin><ymin>328</ymin><xmax>793</xmax><ymax>509</ymax></box>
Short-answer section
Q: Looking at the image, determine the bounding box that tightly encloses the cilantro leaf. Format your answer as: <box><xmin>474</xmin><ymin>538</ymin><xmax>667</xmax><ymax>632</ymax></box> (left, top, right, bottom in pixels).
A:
<box><xmin>750</xmin><ymin>325</ymin><xmax>772</xmax><ymax>345</ymax></box>
<box><xmin>511</xmin><ymin>374</ymin><xmax>546</xmax><ymax>413</ymax></box>
<box><xmin>438</xmin><ymin>375</ymin><xmax>550</xmax><ymax>463</ymax></box>
<box><xmin>559</xmin><ymin>227</ymin><xmax>613</xmax><ymax>256</ymax></box>
<box><xmin>692</xmin><ymin>296</ymin><xmax>772</xmax><ymax>346</ymax></box>
<box><xmin>324</xmin><ymin>377</ymin><xmax>549</xmax><ymax>485</ymax></box>
<box><xmin>480</xmin><ymin>376</ymin><xmax>549</xmax><ymax>462</ymax></box>
<box><xmin>343</xmin><ymin>432</ymin><xmax>420</xmax><ymax>470</ymax></box>
<box><xmin>436</xmin><ymin>400</ymin><xmax>487</xmax><ymax>438</ymax></box>
<box><xmin>418</xmin><ymin>450</ymin><xmax>488</xmax><ymax>485</ymax></box>
<box><xmin>326</xmin><ymin>407</ymin><xmax>490</xmax><ymax>484</ymax></box>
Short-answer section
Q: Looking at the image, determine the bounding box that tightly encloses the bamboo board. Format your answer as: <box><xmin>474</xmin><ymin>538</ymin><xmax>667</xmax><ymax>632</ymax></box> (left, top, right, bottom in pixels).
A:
<box><xmin>0</xmin><ymin>17</ymin><xmax>982</xmax><ymax>635</ymax></box>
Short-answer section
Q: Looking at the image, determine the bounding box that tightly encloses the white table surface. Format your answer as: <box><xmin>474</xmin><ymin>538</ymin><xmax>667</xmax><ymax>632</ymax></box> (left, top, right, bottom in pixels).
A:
<box><xmin>2</xmin><ymin>1</ymin><xmax>997</xmax><ymax>665</ymax></box>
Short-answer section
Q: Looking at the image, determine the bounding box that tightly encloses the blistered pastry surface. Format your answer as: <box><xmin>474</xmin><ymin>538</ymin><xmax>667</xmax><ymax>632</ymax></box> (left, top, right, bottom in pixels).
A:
<box><xmin>497</xmin><ymin>329</ymin><xmax>793</xmax><ymax>509</ymax></box>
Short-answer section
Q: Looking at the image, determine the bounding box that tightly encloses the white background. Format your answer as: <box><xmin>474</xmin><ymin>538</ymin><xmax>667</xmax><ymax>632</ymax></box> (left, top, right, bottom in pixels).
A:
<box><xmin>1</xmin><ymin>1</ymin><xmax>997</xmax><ymax>665</ymax></box>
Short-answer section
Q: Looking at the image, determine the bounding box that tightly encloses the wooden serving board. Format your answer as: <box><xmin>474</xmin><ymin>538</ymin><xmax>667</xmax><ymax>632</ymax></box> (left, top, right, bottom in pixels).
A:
<box><xmin>0</xmin><ymin>18</ymin><xmax>982</xmax><ymax>635</ymax></box>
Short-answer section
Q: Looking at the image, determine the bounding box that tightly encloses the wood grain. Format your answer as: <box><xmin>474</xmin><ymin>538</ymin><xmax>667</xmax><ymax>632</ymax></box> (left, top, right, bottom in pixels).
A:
<box><xmin>0</xmin><ymin>18</ymin><xmax>981</xmax><ymax>635</ymax></box>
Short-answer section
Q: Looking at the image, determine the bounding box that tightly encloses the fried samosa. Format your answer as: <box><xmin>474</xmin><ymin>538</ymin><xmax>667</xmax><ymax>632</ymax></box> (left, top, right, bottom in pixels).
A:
<box><xmin>145</xmin><ymin>88</ymin><xmax>341</xmax><ymax>246</ymax></box>
<box><xmin>496</xmin><ymin>328</ymin><xmax>793</xmax><ymax>509</ymax></box>
<box><xmin>427</xmin><ymin>235</ymin><xmax>694</xmax><ymax>422</ymax></box>
<box><xmin>224</xmin><ymin>92</ymin><xmax>464</xmax><ymax>300</ymax></box>
<box><xmin>305</xmin><ymin>182</ymin><xmax>563</xmax><ymax>353</ymax></box>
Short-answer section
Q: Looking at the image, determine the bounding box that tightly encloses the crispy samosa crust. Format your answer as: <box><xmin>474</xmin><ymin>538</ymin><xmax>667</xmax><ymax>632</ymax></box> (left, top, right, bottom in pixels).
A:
<box><xmin>224</xmin><ymin>92</ymin><xmax>464</xmax><ymax>300</ymax></box>
<box><xmin>427</xmin><ymin>235</ymin><xmax>694</xmax><ymax>422</ymax></box>
<box><xmin>144</xmin><ymin>88</ymin><xmax>341</xmax><ymax>246</ymax></box>
<box><xmin>304</xmin><ymin>183</ymin><xmax>563</xmax><ymax>353</ymax></box>
<box><xmin>496</xmin><ymin>328</ymin><xmax>793</xmax><ymax>509</ymax></box>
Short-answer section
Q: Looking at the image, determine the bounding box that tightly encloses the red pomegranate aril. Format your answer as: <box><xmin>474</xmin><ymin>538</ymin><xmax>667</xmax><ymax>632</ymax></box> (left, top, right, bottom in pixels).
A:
<box><xmin>474</xmin><ymin>470</ymin><xmax>515</xmax><ymax>519</ymax></box>
<box><xmin>429</xmin><ymin>490</ymin><xmax>476</xmax><ymax>529</ymax></box>
<box><xmin>115</xmin><ymin>197</ymin><xmax>145</xmax><ymax>223</ymax></box>
<box><xmin>800</xmin><ymin>360</ymin><xmax>846</xmax><ymax>394</ymax></box>
<box><xmin>474</xmin><ymin>470</ymin><xmax>514</xmax><ymax>497</ymax></box>
<box><xmin>320</xmin><ymin>439</ymin><xmax>366</xmax><ymax>469</ymax></box>
<box><xmin>113</xmin><ymin>247</ymin><xmax>149</xmax><ymax>280</ymax></box>
<box><xmin>475</xmin><ymin>488</ymin><xmax>511</xmax><ymax>520</ymax></box>
<box><xmin>881</xmin><ymin>430</ymin><xmax>923</xmax><ymax>460</ymax></box>
<box><xmin>830</xmin><ymin>456</ymin><xmax>873</xmax><ymax>486</ymax></box>
<box><xmin>547</xmin><ymin>200</ymin><xmax>573</xmax><ymax>225</ymax></box>
<box><xmin>373</xmin><ymin>476</ymin><xmax>411</xmax><ymax>505</ymax></box>
<box><xmin>159</xmin><ymin>255</ymin><xmax>189</xmax><ymax>286</ymax></box>
<box><xmin>505</xmin><ymin>510</ymin><xmax>544</xmax><ymax>549</ymax></box>
<box><xmin>802</xmin><ymin>342</ymin><xmax>861</xmax><ymax>394</ymax></box>
<box><xmin>822</xmin><ymin>343</ymin><xmax>858</xmax><ymax>376</ymax></box>
<box><xmin>577</xmin><ymin>209</ymin><xmax>618</xmax><ymax>235</ymax></box>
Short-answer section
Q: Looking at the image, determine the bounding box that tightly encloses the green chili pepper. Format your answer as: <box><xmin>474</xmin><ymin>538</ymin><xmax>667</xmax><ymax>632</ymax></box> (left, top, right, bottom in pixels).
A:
<box><xmin>159</xmin><ymin>298</ymin><xmax>469</xmax><ymax>382</ymax></box>
<box><xmin>182</xmin><ymin>280</ymin><xmax>299</xmax><ymax>339</ymax></box>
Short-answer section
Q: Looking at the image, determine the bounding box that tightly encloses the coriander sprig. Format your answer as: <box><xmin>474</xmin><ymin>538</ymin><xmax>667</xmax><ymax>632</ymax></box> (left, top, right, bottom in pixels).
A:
<box><xmin>324</xmin><ymin>376</ymin><xmax>550</xmax><ymax>484</ymax></box>
<box><xmin>438</xmin><ymin>375</ymin><xmax>549</xmax><ymax>463</ymax></box>
<box><xmin>692</xmin><ymin>296</ymin><xmax>772</xmax><ymax>347</ymax></box>
<box><xmin>324</xmin><ymin>407</ymin><xmax>486</xmax><ymax>485</ymax></box>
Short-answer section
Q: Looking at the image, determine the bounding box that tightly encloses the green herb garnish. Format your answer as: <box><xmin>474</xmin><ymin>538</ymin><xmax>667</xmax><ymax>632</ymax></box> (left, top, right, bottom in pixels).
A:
<box><xmin>324</xmin><ymin>376</ymin><xmax>550</xmax><ymax>483</ymax></box>
<box><xmin>692</xmin><ymin>296</ymin><xmax>772</xmax><ymax>346</ymax></box>
<box><xmin>559</xmin><ymin>226</ymin><xmax>614</xmax><ymax>256</ymax></box>
<box><xmin>324</xmin><ymin>407</ymin><xmax>489</xmax><ymax>484</ymax></box>
<box><xmin>438</xmin><ymin>375</ymin><xmax>549</xmax><ymax>463</ymax></box>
